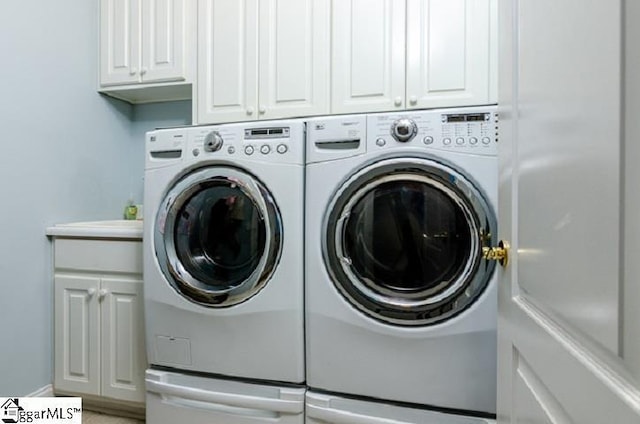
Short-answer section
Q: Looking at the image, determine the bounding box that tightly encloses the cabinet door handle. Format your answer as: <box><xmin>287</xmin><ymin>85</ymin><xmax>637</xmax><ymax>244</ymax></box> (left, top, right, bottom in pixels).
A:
<box><xmin>140</xmin><ymin>67</ymin><xmax>147</xmax><ymax>76</ymax></box>
<box><xmin>98</xmin><ymin>289</ymin><xmax>108</xmax><ymax>301</ymax></box>
<box><xmin>259</xmin><ymin>105</ymin><xmax>266</xmax><ymax>115</ymax></box>
<box><xmin>129</xmin><ymin>68</ymin><xmax>137</xmax><ymax>76</ymax></box>
<box><xmin>246</xmin><ymin>107</ymin><xmax>254</xmax><ymax>115</ymax></box>
<box><xmin>394</xmin><ymin>97</ymin><xmax>402</xmax><ymax>107</ymax></box>
<box><xmin>87</xmin><ymin>288</ymin><xmax>96</xmax><ymax>297</ymax></box>
<box><xmin>409</xmin><ymin>95</ymin><xmax>418</xmax><ymax>105</ymax></box>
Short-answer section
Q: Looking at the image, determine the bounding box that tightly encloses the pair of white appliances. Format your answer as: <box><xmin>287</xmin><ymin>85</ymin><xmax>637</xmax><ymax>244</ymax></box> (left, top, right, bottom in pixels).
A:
<box><xmin>143</xmin><ymin>107</ymin><xmax>498</xmax><ymax>424</ymax></box>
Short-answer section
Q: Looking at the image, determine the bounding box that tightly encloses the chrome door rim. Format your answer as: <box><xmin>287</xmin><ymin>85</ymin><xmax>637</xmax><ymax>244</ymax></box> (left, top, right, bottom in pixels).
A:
<box><xmin>322</xmin><ymin>156</ymin><xmax>496</xmax><ymax>326</ymax></box>
<box><xmin>155</xmin><ymin>166</ymin><xmax>282</xmax><ymax>307</ymax></box>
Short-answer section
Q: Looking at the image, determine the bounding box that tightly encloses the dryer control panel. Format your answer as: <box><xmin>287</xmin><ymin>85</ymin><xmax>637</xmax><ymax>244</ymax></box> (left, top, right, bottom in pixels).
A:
<box><xmin>367</xmin><ymin>106</ymin><xmax>498</xmax><ymax>156</ymax></box>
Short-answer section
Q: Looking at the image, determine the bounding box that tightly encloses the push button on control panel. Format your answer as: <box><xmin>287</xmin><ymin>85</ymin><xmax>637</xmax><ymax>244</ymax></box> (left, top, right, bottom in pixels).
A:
<box><xmin>443</xmin><ymin>138</ymin><xmax>452</xmax><ymax>145</ymax></box>
<box><xmin>277</xmin><ymin>144</ymin><xmax>288</xmax><ymax>154</ymax></box>
<box><xmin>260</xmin><ymin>145</ymin><xmax>271</xmax><ymax>154</ymax></box>
<box><xmin>469</xmin><ymin>137</ymin><xmax>478</xmax><ymax>145</ymax></box>
<box><xmin>482</xmin><ymin>137</ymin><xmax>491</xmax><ymax>145</ymax></box>
<box><xmin>244</xmin><ymin>145</ymin><xmax>255</xmax><ymax>155</ymax></box>
<box><xmin>423</xmin><ymin>136</ymin><xmax>434</xmax><ymax>145</ymax></box>
<box><xmin>227</xmin><ymin>146</ymin><xmax>235</xmax><ymax>154</ymax></box>
<box><xmin>456</xmin><ymin>137</ymin><xmax>465</xmax><ymax>145</ymax></box>
<box><xmin>376</xmin><ymin>138</ymin><xmax>386</xmax><ymax>147</ymax></box>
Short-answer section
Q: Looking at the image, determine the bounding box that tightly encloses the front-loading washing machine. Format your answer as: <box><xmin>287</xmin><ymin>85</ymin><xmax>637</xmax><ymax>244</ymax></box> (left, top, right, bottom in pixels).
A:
<box><xmin>305</xmin><ymin>106</ymin><xmax>498</xmax><ymax>417</ymax></box>
<box><xmin>143</xmin><ymin>120</ymin><xmax>305</xmax><ymax>423</ymax></box>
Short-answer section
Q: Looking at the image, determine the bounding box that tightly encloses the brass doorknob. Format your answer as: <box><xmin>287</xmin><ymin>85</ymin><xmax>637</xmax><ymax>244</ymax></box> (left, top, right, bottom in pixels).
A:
<box><xmin>482</xmin><ymin>240</ymin><xmax>510</xmax><ymax>267</ymax></box>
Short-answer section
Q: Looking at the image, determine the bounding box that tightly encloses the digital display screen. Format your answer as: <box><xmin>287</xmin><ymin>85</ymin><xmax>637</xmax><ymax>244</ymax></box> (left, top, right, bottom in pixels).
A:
<box><xmin>244</xmin><ymin>127</ymin><xmax>290</xmax><ymax>140</ymax></box>
<box><xmin>467</xmin><ymin>113</ymin><xmax>487</xmax><ymax>121</ymax></box>
<box><xmin>446</xmin><ymin>115</ymin><xmax>466</xmax><ymax>122</ymax></box>
<box><xmin>444</xmin><ymin>113</ymin><xmax>489</xmax><ymax>123</ymax></box>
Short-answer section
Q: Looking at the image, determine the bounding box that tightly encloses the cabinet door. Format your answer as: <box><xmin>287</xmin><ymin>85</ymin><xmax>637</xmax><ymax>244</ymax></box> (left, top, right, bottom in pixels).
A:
<box><xmin>54</xmin><ymin>275</ymin><xmax>101</xmax><ymax>395</ymax></box>
<box><xmin>101</xmin><ymin>277</ymin><xmax>146</xmax><ymax>403</ymax></box>
<box><xmin>198</xmin><ymin>0</ymin><xmax>259</xmax><ymax>124</ymax></box>
<box><xmin>331</xmin><ymin>0</ymin><xmax>406</xmax><ymax>114</ymax></box>
<box><xmin>141</xmin><ymin>0</ymin><xmax>186</xmax><ymax>83</ymax></box>
<box><xmin>100</xmin><ymin>0</ymin><xmax>141</xmax><ymax>86</ymax></box>
<box><xmin>406</xmin><ymin>0</ymin><xmax>491</xmax><ymax>108</ymax></box>
<box><xmin>258</xmin><ymin>0</ymin><xmax>330</xmax><ymax>120</ymax></box>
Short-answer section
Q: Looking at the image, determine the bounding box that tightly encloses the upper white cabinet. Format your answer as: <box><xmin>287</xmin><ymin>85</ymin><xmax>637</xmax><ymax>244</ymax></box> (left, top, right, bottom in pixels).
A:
<box><xmin>98</xmin><ymin>0</ymin><xmax>496</xmax><ymax>113</ymax></box>
<box><xmin>197</xmin><ymin>0</ymin><xmax>330</xmax><ymax>124</ymax></box>
<box><xmin>406</xmin><ymin>0</ymin><xmax>491</xmax><ymax>109</ymax></box>
<box><xmin>100</xmin><ymin>0</ymin><xmax>140</xmax><ymax>86</ymax></box>
<box><xmin>331</xmin><ymin>0</ymin><xmax>406</xmax><ymax>114</ymax></box>
<box><xmin>332</xmin><ymin>0</ymin><xmax>495</xmax><ymax>114</ymax></box>
<box><xmin>99</xmin><ymin>0</ymin><xmax>195</xmax><ymax>103</ymax></box>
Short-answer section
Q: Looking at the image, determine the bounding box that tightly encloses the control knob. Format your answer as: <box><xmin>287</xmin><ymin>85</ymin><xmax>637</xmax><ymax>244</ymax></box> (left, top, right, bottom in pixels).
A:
<box><xmin>204</xmin><ymin>131</ymin><xmax>224</xmax><ymax>152</ymax></box>
<box><xmin>391</xmin><ymin>118</ymin><xmax>418</xmax><ymax>142</ymax></box>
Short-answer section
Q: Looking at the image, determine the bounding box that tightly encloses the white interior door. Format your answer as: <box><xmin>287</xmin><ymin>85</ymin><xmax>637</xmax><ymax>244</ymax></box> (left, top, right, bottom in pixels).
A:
<box><xmin>497</xmin><ymin>0</ymin><xmax>640</xmax><ymax>422</ymax></box>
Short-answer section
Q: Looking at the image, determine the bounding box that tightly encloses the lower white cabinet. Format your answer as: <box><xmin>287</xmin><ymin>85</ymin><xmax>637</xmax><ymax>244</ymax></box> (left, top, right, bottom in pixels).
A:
<box><xmin>52</xmin><ymin>237</ymin><xmax>145</xmax><ymax>405</ymax></box>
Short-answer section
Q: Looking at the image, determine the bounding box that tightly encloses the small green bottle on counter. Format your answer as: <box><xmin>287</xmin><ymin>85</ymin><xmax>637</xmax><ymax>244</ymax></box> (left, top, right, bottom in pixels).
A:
<box><xmin>124</xmin><ymin>201</ymin><xmax>138</xmax><ymax>220</ymax></box>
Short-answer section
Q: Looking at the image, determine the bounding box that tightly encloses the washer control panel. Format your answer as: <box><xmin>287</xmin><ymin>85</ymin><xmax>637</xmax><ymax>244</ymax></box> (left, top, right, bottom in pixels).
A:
<box><xmin>147</xmin><ymin>123</ymin><xmax>300</xmax><ymax>166</ymax></box>
<box><xmin>182</xmin><ymin>120</ymin><xmax>304</xmax><ymax>165</ymax></box>
<box><xmin>368</xmin><ymin>106</ymin><xmax>498</xmax><ymax>156</ymax></box>
<box><xmin>440</xmin><ymin>112</ymin><xmax>495</xmax><ymax>149</ymax></box>
<box><xmin>242</xmin><ymin>127</ymin><xmax>290</xmax><ymax>157</ymax></box>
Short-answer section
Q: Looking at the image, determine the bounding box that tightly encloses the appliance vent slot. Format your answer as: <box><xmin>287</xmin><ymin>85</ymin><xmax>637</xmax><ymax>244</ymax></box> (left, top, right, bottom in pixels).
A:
<box><xmin>150</xmin><ymin>150</ymin><xmax>182</xmax><ymax>159</ymax></box>
<box><xmin>315</xmin><ymin>139</ymin><xmax>361</xmax><ymax>150</ymax></box>
<box><xmin>244</xmin><ymin>127</ymin><xmax>290</xmax><ymax>139</ymax></box>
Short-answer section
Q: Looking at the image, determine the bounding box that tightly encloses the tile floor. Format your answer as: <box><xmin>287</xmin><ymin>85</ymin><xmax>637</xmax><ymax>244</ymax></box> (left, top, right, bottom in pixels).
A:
<box><xmin>82</xmin><ymin>411</ymin><xmax>143</xmax><ymax>424</ymax></box>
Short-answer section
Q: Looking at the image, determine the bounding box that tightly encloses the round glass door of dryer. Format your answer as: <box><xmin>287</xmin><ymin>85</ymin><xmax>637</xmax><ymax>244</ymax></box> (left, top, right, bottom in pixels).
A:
<box><xmin>155</xmin><ymin>166</ymin><xmax>282</xmax><ymax>307</ymax></box>
<box><xmin>323</xmin><ymin>157</ymin><xmax>496</xmax><ymax>326</ymax></box>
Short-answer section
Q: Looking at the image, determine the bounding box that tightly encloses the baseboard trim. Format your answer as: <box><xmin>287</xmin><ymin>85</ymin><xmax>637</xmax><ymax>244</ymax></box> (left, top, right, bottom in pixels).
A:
<box><xmin>54</xmin><ymin>390</ymin><xmax>145</xmax><ymax>419</ymax></box>
<box><xmin>27</xmin><ymin>384</ymin><xmax>54</xmax><ymax>397</ymax></box>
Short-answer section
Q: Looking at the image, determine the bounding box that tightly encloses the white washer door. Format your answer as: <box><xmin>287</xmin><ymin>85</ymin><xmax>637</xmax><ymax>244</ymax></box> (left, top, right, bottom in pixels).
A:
<box><xmin>323</xmin><ymin>157</ymin><xmax>496</xmax><ymax>326</ymax></box>
<box><xmin>155</xmin><ymin>166</ymin><xmax>282</xmax><ymax>307</ymax></box>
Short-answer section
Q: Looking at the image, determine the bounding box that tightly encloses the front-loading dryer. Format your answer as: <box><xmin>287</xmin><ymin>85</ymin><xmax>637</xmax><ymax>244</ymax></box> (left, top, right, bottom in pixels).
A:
<box><xmin>305</xmin><ymin>107</ymin><xmax>498</xmax><ymax>416</ymax></box>
<box><xmin>144</xmin><ymin>120</ymin><xmax>305</xmax><ymax>384</ymax></box>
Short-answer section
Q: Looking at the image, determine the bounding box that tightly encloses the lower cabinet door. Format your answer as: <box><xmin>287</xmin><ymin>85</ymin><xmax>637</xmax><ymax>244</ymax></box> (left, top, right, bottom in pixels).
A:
<box><xmin>101</xmin><ymin>277</ymin><xmax>146</xmax><ymax>403</ymax></box>
<box><xmin>54</xmin><ymin>275</ymin><xmax>101</xmax><ymax>396</ymax></box>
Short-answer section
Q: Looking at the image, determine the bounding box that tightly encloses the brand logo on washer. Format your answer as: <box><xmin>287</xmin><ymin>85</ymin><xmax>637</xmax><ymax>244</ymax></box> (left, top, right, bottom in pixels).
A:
<box><xmin>315</xmin><ymin>123</ymin><xmax>325</xmax><ymax>130</ymax></box>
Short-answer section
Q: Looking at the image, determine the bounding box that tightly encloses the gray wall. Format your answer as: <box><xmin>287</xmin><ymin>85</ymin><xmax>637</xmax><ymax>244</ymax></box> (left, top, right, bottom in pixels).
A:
<box><xmin>0</xmin><ymin>1</ymin><xmax>190</xmax><ymax>395</ymax></box>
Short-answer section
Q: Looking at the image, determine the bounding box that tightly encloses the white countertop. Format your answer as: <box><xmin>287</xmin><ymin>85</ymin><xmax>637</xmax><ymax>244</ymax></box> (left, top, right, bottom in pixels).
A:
<box><xmin>46</xmin><ymin>220</ymin><xmax>143</xmax><ymax>239</ymax></box>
